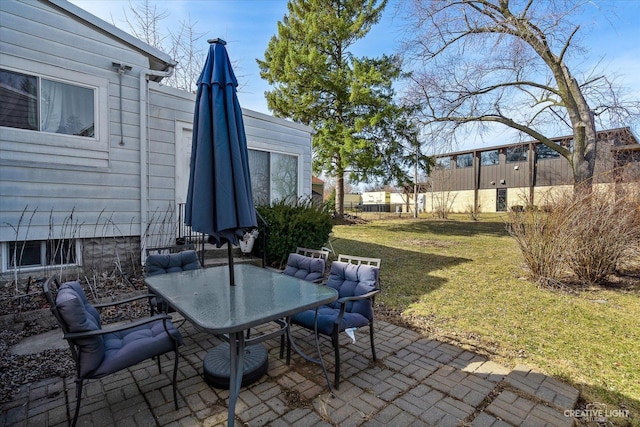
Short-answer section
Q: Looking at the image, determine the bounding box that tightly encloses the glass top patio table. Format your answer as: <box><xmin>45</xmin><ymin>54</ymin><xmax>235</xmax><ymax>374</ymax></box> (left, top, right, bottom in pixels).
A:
<box><xmin>144</xmin><ymin>263</ymin><xmax>338</xmax><ymax>426</ymax></box>
<box><xmin>144</xmin><ymin>264</ymin><xmax>338</xmax><ymax>333</ymax></box>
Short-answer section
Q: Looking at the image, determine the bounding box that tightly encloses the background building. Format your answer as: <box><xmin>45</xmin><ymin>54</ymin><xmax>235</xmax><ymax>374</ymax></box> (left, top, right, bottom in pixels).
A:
<box><xmin>424</xmin><ymin>128</ymin><xmax>639</xmax><ymax>214</ymax></box>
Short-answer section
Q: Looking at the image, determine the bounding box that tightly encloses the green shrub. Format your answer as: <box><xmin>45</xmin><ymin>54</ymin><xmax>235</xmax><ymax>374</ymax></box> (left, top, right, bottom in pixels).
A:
<box><xmin>256</xmin><ymin>197</ymin><xmax>333</xmax><ymax>268</ymax></box>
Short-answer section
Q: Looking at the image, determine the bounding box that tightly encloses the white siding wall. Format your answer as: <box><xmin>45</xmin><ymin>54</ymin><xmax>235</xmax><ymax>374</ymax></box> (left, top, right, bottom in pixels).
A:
<box><xmin>242</xmin><ymin>108</ymin><xmax>313</xmax><ymax>199</ymax></box>
<box><xmin>147</xmin><ymin>83</ymin><xmax>314</xmax><ymax>219</ymax></box>
<box><xmin>1</xmin><ymin>0</ymin><xmax>313</xmax><ymax>258</ymax></box>
<box><xmin>1</xmin><ymin>0</ymin><xmax>152</xmax><ymax>242</ymax></box>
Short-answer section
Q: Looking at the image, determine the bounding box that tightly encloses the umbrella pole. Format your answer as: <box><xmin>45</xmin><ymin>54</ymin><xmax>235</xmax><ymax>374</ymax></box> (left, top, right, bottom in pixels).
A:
<box><xmin>227</xmin><ymin>239</ymin><xmax>235</xmax><ymax>285</ymax></box>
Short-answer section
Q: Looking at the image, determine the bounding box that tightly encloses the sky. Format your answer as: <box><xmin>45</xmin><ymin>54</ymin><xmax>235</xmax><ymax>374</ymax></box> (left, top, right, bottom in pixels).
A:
<box><xmin>69</xmin><ymin>0</ymin><xmax>640</xmax><ymax>152</ymax></box>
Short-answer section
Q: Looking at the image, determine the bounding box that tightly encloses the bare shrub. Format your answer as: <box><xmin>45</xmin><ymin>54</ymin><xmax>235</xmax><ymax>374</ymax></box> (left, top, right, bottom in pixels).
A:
<box><xmin>506</xmin><ymin>191</ymin><xmax>572</xmax><ymax>285</ymax></box>
<box><xmin>465</xmin><ymin>203</ymin><xmax>480</xmax><ymax>221</ymax></box>
<box><xmin>507</xmin><ymin>185</ymin><xmax>640</xmax><ymax>287</ymax></box>
<box><xmin>564</xmin><ymin>188</ymin><xmax>640</xmax><ymax>285</ymax></box>
<box><xmin>433</xmin><ymin>191</ymin><xmax>456</xmax><ymax>219</ymax></box>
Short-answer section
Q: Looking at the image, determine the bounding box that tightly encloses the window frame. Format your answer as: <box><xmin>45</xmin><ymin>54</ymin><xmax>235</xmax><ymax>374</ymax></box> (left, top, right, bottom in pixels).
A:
<box><xmin>505</xmin><ymin>145</ymin><xmax>528</xmax><ymax>163</ymax></box>
<box><xmin>480</xmin><ymin>150</ymin><xmax>500</xmax><ymax>166</ymax></box>
<box><xmin>536</xmin><ymin>143</ymin><xmax>562</xmax><ymax>160</ymax></box>
<box><xmin>248</xmin><ymin>148</ymin><xmax>301</xmax><ymax>205</ymax></box>
<box><xmin>455</xmin><ymin>153</ymin><xmax>474</xmax><ymax>168</ymax></box>
<box><xmin>0</xmin><ymin>62</ymin><xmax>109</xmax><ymax>166</ymax></box>
<box><xmin>435</xmin><ymin>156</ymin><xmax>451</xmax><ymax>170</ymax></box>
<box><xmin>3</xmin><ymin>239</ymin><xmax>82</xmax><ymax>273</ymax></box>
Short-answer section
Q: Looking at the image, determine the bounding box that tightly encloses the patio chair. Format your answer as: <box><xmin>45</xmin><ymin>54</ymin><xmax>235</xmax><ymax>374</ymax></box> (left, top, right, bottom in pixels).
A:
<box><xmin>145</xmin><ymin>243</ymin><xmax>196</xmax><ymax>256</ymax></box>
<box><xmin>337</xmin><ymin>254</ymin><xmax>381</xmax><ymax>287</ymax></box>
<box><xmin>295</xmin><ymin>247</ymin><xmax>330</xmax><ymax>261</ymax></box>
<box><xmin>337</xmin><ymin>254</ymin><xmax>381</xmax><ymax>268</ymax></box>
<box><xmin>287</xmin><ymin>256</ymin><xmax>381</xmax><ymax>389</ymax></box>
<box><xmin>276</xmin><ymin>250</ymin><xmax>328</xmax><ymax>356</ymax></box>
<box><xmin>145</xmin><ymin>250</ymin><xmax>201</xmax><ymax>314</ymax></box>
<box><xmin>43</xmin><ymin>277</ymin><xmax>182</xmax><ymax>427</ymax></box>
<box><xmin>282</xmin><ymin>252</ymin><xmax>327</xmax><ymax>283</ymax></box>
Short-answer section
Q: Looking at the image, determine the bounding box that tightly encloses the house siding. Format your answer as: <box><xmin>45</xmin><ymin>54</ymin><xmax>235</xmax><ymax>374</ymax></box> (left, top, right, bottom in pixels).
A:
<box><xmin>146</xmin><ymin>83</ymin><xmax>313</xmax><ymax>218</ymax></box>
<box><xmin>0</xmin><ymin>0</ymin><xmax>314</xmax><ymax>276</ymax></box>
<box><xmin>1</xmin><ymin>0</ymin><xmax>155</xmax><ymax>242</ymax></box>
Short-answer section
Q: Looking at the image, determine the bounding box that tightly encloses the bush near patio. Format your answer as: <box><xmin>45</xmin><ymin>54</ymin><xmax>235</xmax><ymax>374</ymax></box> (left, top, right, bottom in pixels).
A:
<box><xmin>256</xmin><ymin>198</ymin><xmax>333</xmax><ymax>269</ymax></box>
<box><xmin>331</xmin><ymin>214</ymin><xmax>639</xmax><ymax>425</ymax></box>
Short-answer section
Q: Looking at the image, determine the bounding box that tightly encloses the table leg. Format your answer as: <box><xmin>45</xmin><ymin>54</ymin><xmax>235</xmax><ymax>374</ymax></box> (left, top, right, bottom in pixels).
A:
<box><xmin>227</xmin><ymin>331</ymin><xmax>245</xmax><ymax>427</ymax></box>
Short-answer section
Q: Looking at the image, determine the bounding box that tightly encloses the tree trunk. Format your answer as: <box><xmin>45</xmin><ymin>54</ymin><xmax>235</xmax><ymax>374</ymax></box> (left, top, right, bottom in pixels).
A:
<box><xmin>335</xmin><ymin>171</ymin><xmax>344</xmax><ymax>217</ymax></box>
<box><xmin>565</xmin><ymin>70</ymin><xmax>598</xmax><ymax>194</ymax></box>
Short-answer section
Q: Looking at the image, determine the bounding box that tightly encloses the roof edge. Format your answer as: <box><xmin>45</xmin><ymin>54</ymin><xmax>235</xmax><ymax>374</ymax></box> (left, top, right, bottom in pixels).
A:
<box><xmin>44</xmin><ymin>0</ymin><xmax>177</xmax><ymax>69</ymax></box>
<box><xmin>434</xmin><ymin>127</ymin><xmax>639</xmax><ymax>158</ymax></box>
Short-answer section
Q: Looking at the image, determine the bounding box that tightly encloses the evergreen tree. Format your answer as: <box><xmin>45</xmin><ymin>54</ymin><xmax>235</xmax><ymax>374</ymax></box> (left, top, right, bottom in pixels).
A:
<box><xmin>258</xmin><ymin>0</ymin><xmax>411</xmax><ymax>215</ymax></box>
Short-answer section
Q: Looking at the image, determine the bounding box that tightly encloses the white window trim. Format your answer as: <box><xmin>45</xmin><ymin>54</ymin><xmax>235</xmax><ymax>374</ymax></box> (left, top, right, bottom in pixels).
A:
<box><xmin>1</xmin><ymin>60</ymin><xmax>109</xmax><ymax>164</ymax></box>
<box><xmin>1</xmin><ymin>239</ymin><xmax>83</xmax><ymax>273</ymax></box>
<box><xmin>249</xmin><ymin>148</ymin><xmax>302</xmax><ymax>202</ymax></box>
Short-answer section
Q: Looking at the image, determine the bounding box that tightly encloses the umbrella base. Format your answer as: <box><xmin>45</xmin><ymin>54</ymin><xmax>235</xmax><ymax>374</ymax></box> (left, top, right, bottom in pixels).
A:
<box><xmin>203</xmin><ymin>342</ymin><xmax>268</xmax><ymax>389</ymax></box>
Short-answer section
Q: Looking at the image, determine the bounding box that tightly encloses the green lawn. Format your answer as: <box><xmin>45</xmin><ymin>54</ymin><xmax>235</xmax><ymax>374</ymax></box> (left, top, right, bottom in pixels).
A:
<box><xmin>331</xmin><ymin>214</ymin><xmax>640</xmax><ymax>424</ymax></box>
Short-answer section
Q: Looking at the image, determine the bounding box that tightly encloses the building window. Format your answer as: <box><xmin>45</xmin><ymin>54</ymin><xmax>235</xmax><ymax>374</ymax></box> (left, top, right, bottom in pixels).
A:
<box><xmin>506</xmin><ymin>145</ymin><xmax>528</xmax><ymax>163</ymax></box>
<box><xmin>536</xmin><ymin>143</ymin><xmax>561</xmax><ymax>159</ymax></box>
<box><xmin>456</xmin><ymin>153</ymin><xmax>474</xmax><ymax>168</ymax></box>
<box><xmin>496</xmin><ymin>189</ymin><xmax>507</xmax><ymax>212</ymax></box>
<box><xmin>435</xmin><ymin>156</ymin><xmax>451</xmax><ymax>169</ymax></box>
<box><xmin>480</xmin><ymin>150</ymin><xmax>499</xmax><ymax>165</ymax></box>
<box><xmin>248</xmin><ymin>150</ymin><xmax>298</xmax><ymax>205</ymax></box>
<box><xmin>0</xmin><ymin>68</ymin><xmax>95</xmax><ymax>137</ymax></box>
<box><xmin>6</xmin><ymin>239</ymin><xmax>79</xmax><ymax>271</ymax></box>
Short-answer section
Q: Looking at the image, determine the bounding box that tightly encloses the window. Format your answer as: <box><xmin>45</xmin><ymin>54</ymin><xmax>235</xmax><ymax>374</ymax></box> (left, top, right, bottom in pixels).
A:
<box><xmin>6</xmin><ymin>239</ymin><xmax>79</xmax><ymax>271</ymax></box>
<box><xmin>456</xmin><ymin>153</ymin><xmax>474</xmax><ymax>168</ymax></box>
<box><xmin>536</xmin><ymin>143</ymin><xmax>561</xmax><ymax>159</ymax></box>
<box><xmin>496</xmin><ymin>189</ymin><xmax>507</xmax><ymax>212</ymax></box>
<box><xmin>505</xmin><ymin>145</ymin><xmax>528</xmax><ymax>163</ymax></box>
<box><xmin>435</xmin><ymin>156</ymin><xmax>451</xmax><ymax>169</ymax></box>
<box><xmin>248</xmin><ymin>150</ymin><xmax>298</xmax><ymax>205</ymax></box>
<box><xmin>481</xmin><ymin>150</ymin><xmax>499</xmax><ymax>165</ymax></box>
<box><xmin>0</xmin><ymin>68</ymin><xmax>95</xmax><ymax>137</ymax></box>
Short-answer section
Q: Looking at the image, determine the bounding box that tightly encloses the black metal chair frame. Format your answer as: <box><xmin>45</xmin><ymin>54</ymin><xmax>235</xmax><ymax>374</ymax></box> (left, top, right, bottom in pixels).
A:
<box><xmin>43</xmin><ymin>277</ymin><xmax>181</xmax><ymax>427</ymax></box>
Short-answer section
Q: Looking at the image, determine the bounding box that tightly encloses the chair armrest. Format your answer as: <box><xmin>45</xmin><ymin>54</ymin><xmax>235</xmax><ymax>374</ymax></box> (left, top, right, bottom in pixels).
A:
<box><xmin>335</xmin><ymin>288</ymin><xmax>381</xmax><ymax>304</ymax></box>
<box><xmin>63</xmin><ymin>314</ymin><xmax>174</xmax><ymax>340</ymax></box>
<box><xmin>333</xmin><ymin>288</ymin><xmax>381</xmax><ymax>327</ymax></box>
<box><xmin>93</xmin><ymin>293</ymin><xmax>155</xmax><ymax>310</ymax></box>
<box><xmin>264</xmin><ymin>266</ymin><xmax>283</xmax><ymax>274</ymax></box>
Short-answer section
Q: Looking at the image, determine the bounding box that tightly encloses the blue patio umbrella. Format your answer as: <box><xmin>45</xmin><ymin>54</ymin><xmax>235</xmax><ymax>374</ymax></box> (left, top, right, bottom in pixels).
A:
<box><xmin>185</xmin><ymin>38</ymin><xmax>257</xmax><ymax>285</ymax></box>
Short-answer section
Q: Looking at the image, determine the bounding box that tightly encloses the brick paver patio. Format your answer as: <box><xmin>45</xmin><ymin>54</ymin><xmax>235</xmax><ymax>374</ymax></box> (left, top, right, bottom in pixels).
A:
<box><xmin>2</xmin><ymin>319</ymin><xmax>579</xmax><ymax>426</ymax></box>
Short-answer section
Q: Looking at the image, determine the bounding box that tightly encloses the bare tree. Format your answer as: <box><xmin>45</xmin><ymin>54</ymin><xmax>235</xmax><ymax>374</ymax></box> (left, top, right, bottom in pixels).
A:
<box><xmin>123</xmin><ymin>1</ymin><xmax>205</xmax><ymax>93</ymax></box>
<box><xmin>124</xmin><ymin>0</ymin><xmax>167</xmax><ymax>49</ymax></box>
<box><xmin>402</xmin><ymin>0</ymin><xmax>640</xmax><ymax>192</ymax></box>
<box><xmin>165</xmin><ymin>14</ymin><xmax>205</xmax><ymax>92</ymax></box>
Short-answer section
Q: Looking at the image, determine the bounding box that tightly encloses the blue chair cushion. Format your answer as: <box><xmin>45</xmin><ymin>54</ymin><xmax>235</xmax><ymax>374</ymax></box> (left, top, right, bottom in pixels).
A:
<box><xmin>292</xmin><ymin>306</ymin><xmax>371</xmax><ymax>336</ymax></box>
<box><xmin>282</xmin><ymin>253</ymin><xmax>325</xmax><ymax>282</ymax></box>
<box><xmin>291</xmin><ymin>261</ymin><xmax>378</xmax><ymax>335</ymax></box>
<box><xmin>145</xmin><ymin>250</ymin><xmax>200</xmax><ymax>276</ymax></box>
<box><xmin>55</xmin><ymin>281</ymin><xmax>104</xmax><ymax>377</ymax></box>
<box><xmin>325</xmin><ymin>261</ymin><xmax>377</xmax><ymax>318</ymax></box>
<box><xmin>94</xmin><ymin>320</ymin><xmax>183</xmax><ymax>378</ymax></box>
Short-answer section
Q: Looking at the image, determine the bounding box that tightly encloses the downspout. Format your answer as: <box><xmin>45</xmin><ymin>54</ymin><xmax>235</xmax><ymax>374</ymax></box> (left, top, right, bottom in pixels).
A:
<box><xmin>139</xmin><ymin>68</ymin><xmax>173</xmax><ymax>262</ymax></box>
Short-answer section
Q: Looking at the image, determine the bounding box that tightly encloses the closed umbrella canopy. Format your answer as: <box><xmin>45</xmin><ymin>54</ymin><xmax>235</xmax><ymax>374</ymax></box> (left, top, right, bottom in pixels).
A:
<box><xmin>185</xmin><ymin>39</ymin><xmax>257</xmax><ymax>283</ymax></box>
